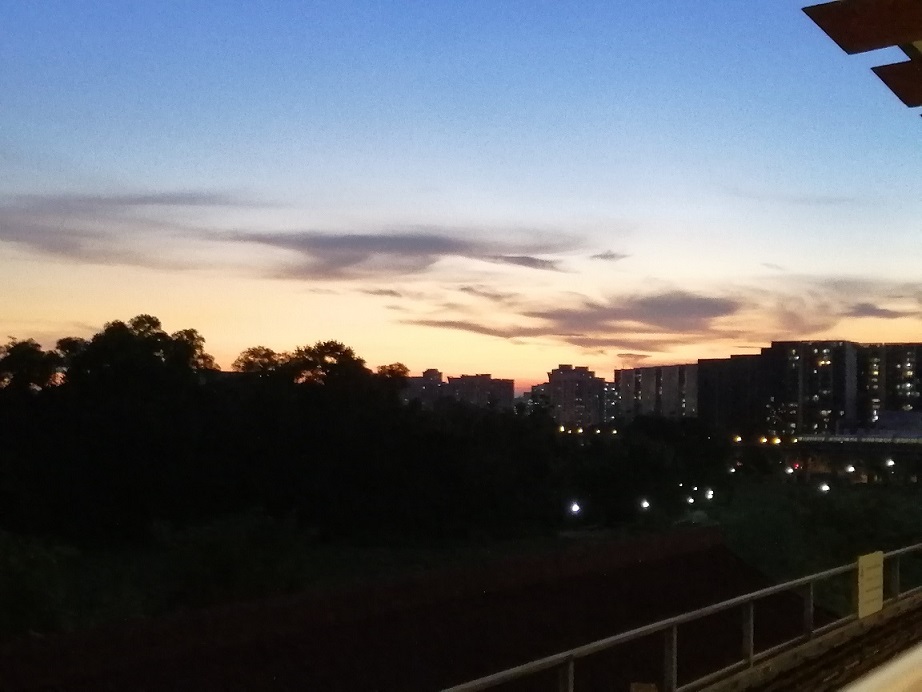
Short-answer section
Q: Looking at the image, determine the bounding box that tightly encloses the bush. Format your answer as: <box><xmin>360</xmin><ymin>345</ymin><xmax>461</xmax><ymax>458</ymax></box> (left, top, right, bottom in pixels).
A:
<box><xmin>0</xmin><ymin>531</ymin><xmax>73</xmax><ymax>636</ymax></box>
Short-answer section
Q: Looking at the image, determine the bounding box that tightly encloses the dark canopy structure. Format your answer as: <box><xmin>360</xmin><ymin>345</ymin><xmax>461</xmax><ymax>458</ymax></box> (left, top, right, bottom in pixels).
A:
<box><xmin>804</xmin><ymin>0</ymin><xmax>922</xmax><ymax>108</ymax></box>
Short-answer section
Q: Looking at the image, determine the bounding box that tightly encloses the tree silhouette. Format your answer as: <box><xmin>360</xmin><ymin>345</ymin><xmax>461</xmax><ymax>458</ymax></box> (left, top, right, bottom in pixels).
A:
<box><xmin>232</xmin><ymin>346</ymin><xmax>284</xmax><ymax>374</ymax></box>
<box><xmin>0</xmin><ymin>338</ymin><xmax>60</xmax><ymax>393</ymax></box>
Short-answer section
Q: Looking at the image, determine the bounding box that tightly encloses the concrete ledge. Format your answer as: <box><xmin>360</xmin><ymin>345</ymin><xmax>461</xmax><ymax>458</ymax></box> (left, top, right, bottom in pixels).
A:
<box><xmin>703</xmin><ymin>590</ymin><xmax>922</xmax><ymax>692</ymax></box>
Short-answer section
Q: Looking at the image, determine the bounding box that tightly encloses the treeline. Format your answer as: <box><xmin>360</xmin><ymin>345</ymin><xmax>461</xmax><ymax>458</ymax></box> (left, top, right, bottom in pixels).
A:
<box><xmin>0</xmin><ymin>315</ymin><xmax>731</xmax><ymax>547</ymax></box>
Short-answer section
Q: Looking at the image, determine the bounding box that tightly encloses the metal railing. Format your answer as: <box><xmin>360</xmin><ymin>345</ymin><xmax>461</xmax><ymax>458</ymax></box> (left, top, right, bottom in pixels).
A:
<box><xmin>442</xmin><ymin>542</ymin><xmax>922</xmax><ymax>692</ymax></box>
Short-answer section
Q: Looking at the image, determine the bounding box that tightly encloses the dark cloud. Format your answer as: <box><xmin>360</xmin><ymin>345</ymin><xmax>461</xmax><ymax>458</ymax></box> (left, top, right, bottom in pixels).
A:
<box><xmin>843</xmin><ymin>302</ymin><xmax>915</xmax><ymax>319</ymax></box>
<box><xmin>231</xmin><ymin>228</ymin><xmax>577</xmax><ymax>279</ymax></box>
<box><xmin>457</xmin><ymin>285</ymin><xmax>519</xmax><ymax>303</ymax></box>
<box><xmin>526</xmin><ymin>291</ymin><xmax>741</xmax><ymax>334</ymax></box>
<box><xmin>361</xmin><ymin>288</ymin><xmax>403</xmax><ymax>298</ymax></box>
<box><xmin>617</xmin><ymin>353</ymin><xmax>652</xmax><ymax>368</ymax></box>
<box><xmin>487</xmin><ymin>255</ymin><xmax>562</xmax><ymax>271</ymax></box>
<box><xmin>406</xmin><ymin>319</ymin><xmax>542</xmax><ymax>340</ymax></box>
<box><xmin>590</xmin><ymin>250</ymin><xmax>628</xmax><ymax>262</ymax></box>
<box><xmin>406</xmin><ymin>289</ymin><xmax>741</xmax><ymax>354</ymax></box>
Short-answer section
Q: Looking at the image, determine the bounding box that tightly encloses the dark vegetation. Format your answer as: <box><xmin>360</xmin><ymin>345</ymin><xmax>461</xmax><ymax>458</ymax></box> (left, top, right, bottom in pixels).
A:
<box><xmin>1</xmin><ymin>314</ymin><xmax>920</xmax><ymax>636</ymax></box>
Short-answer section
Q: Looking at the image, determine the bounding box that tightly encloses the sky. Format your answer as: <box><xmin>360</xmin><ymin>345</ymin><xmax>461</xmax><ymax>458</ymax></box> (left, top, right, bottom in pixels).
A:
<box><xmin>2</xmin><ymin>1</ymin><xmax>922</xmax><ymax>391</ymax></box>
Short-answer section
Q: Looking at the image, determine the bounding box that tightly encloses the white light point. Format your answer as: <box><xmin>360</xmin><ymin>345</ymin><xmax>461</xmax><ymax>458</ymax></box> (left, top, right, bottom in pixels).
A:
<box><xmin>687</xmin><ymin>496</ymin><xmax>695</xmax><ymax>504</ymax></box>
<box><xmin>640</xmin><ymin>499</ymin><xmax>650</xmax><ymax>510</ymax></box>
<box><xmin>819</xmin><ymin>483</ymin><xmax>830</xmax><ymax>493</ymax></box>
<box><xmin>570</xmin><ymin>502</ymin><xmax>581</xmax><ymax>515</ymax></box>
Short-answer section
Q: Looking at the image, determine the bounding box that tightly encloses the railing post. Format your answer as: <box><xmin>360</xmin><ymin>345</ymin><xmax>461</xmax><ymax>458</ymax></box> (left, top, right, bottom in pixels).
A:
<box><xmin>890</xmin><ymin>555</ymin><xmax>901</xmax><ymax>600</ymax></box>
<box><xmin>664</xmin><ymin>625</ymin><xmax>678</xmax><ymax>692</ymax></box>
<box><xmin>742</xmin><ymin>601</ymin><xmax>755</xmax><ymax>666</ymax></box>
<box><xmin>802</xmin><ymin>582</ymin><xmax>814</xmax><ymax>640</ymax></box>
<box><xmin>558</xmin><ymin>658</ymin><xmax>574</xmax><ymax>692</ymax></box>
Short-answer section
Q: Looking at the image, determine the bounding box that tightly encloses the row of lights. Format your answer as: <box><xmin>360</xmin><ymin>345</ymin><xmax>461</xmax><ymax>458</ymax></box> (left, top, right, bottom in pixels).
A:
<box><xmin>732</xmin><ymin>435</ymin><xmax>799</xmax><ymax>445</ymax></box>
<box><xmin>558</xmin><ymin>426</ymin><xmax>618</xmax><ymax>435</ymax></box>
<box><xmin>570</xmin><ymin>488</ymin><xmax>716</xmax><ymax>516</ymax></box>
<box><xmin>784</xmin><ymin>459</ymin><xmax>895</xmax><ymax>476</ymax></box>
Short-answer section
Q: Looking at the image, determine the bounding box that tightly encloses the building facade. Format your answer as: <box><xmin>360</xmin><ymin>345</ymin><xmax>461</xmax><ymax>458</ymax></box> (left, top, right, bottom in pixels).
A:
<box><xmin>697</xmin><ymin>354</ymin><xmax>769</xmax><ymax>436</ymax></box>
<box><xmin>403</xmin><ymin>370</ymin><xmax>514</xmax><ymax>410</ymax></box>
<box><xmin>761</xmin><ymin>341</ymin><xmax>858</xmax><ymax>436</ymax></box>
<box><xmin>613</xmin><ymin>364</ymin><xmax>697</xmax><ymax>421</ymax></box>
<box><xmin>547</xmin><ymin>364</ymin><xmax>605</xmax><ymax>427</ymax></box>
<box><xmin>445</xmin><ymin>374</ymin><xmax>514</xmax><ymax>410</ymax></box>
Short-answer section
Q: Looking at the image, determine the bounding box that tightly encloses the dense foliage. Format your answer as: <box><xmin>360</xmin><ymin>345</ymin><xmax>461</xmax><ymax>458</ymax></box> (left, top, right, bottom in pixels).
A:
<box><xmin>0</xmin><ymin>315</ymin><xmax>735</xmax><ymax>549</ymax></box>
<box><xmin>14</xmin><ymin>315</ymin><xmax>915</xmax><ymax>637</ymax></box>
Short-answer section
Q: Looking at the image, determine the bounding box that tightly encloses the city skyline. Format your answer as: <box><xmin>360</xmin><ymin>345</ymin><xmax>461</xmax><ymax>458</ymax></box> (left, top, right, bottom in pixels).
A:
<box><xmin>4</xmin><ymin>1</ymin><xmax>922</xmax><ymax>390</ymax></box>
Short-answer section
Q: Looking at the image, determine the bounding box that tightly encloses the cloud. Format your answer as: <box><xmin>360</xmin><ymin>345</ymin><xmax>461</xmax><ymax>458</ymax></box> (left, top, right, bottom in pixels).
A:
<box><xmin>487</xmin><ymin>255</ymin><xmax>562</xmax><ymax>271</ymax></box>
<box><xmin>842</xmin><ymin>302</ymin><xmax>916</xmax><ymax>319</ymax></box>
<box><xmin>457</xmin><ymin>285</ymin><xmax>519</xmax><ymax>303</ymax></box>
<box><xmin>526</xmin><ymin>291</ymin><xmax>742</xmax><ymax>334</ymax></box>
<box><xmin>229</xmin><ymin>228</ymin><xmax>578</xmax><ymax>279</ymax></box>
<box><xmin>406</xmin><ymin>319</ymin><xmax>545</xmax><ymax>340</ymax></box>
<box><xmin>361</xmin><ymin>288</ymin><xmax>403</xmax><ymax>298</ymax></box>
<box><xmin>406</xmin><ymin>289</ymin><xmax>743</xmax><ymax>355</ymax></box>
<box><xmin>11</xmin><ymin>191</ymin><xmax>256</xmax><ymax>211</ymax></box>
<box><xmin>761</xmin><ymin>262</ymin><xmax>786</xmax><ymax>271</ymax></box>
<box><xmin>590</xmin><ymin>250</ymin><xmax>629</xmax><ymax>262</ymax></box>
<box><xmin>617</xmin><ymin>353</ymin><xmax>652</xmax><ymax>367</ymax></box>
<box><xmin>0</xmin><ymin>189</ymin><xmax>256</xmax><ymax>266</ymax></box>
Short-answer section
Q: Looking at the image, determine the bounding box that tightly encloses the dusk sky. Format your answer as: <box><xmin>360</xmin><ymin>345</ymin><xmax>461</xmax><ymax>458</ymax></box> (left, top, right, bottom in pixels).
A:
<box><xmin>3</xmin><ymin>1</ymin><xmax>922</xmax><ymax>390</ymax></box>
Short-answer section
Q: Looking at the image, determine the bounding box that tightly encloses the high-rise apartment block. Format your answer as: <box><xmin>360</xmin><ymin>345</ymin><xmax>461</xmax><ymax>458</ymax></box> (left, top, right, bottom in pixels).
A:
<box><xmin>696</xmin><ymin>341</ymin><xmax>922</xmax><ymax>436</ymax></box>
<box><xmin>547</xmin><ymin>365</ymin><xmax>605</xmax><ymax>427</ymax></box>
<box><xmin>612</xmin><ymin>364</ymin><xmax>697</xmax><ymax>420</ymax></box>
<box><xmin>446</xmin><ymin>374</ymin><xmax>514</xmax><ymax>410</ymax></box>
<box><xmin>403</xmin><ymin>370</ymin><xmax>514</xmax><ymax>410</ymax></box>
<box><xmin>760</xmin><ymin>341</ymin><xmax>858</xmax><ymax>436</ymax></box>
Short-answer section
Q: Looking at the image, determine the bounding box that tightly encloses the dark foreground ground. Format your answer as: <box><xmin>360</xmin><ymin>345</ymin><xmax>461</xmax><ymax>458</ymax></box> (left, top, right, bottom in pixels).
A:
<box><xmin>0</xmin><ymin>528</ymin><xmax>819</xmax><ymax>691</ymax></box>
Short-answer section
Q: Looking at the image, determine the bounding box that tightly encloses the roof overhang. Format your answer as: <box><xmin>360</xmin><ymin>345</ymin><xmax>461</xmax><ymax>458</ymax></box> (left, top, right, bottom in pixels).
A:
<box><xmin>803</xmin><ymin>0</ymin><xmax>922</xmax><ymax>109</ymax></box>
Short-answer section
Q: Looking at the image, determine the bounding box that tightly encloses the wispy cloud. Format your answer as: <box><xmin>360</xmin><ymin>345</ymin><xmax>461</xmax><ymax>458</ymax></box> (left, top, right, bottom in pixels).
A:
<box><xmin>406</xmin><ymin>289</ymin><xmax>743</xmax><ymax>355</ymax></box>
<box><xmin>406</xmin><ymin>319</ymin><xmax>547</xmax><ymax>340</ymax></box>
<box><xmin>361</xmin><ymin>288</ymin><xmax>403</xmax><ymax>298</ymax></box>
<box><xmin>457</xmin><ymin>285</ymin><xmax>519</xmax><ymax>303</ymax></box>
<box><xmin>228</xmin><ymin>227</ymin><xmax>579</xmax><ymax>279</ymax></box>
<box><xmin>525</xmin><ymin>291</ymin><xmax>742</xmax><ymax>334</ymax></box>
<box><xmin>487</xmin><ymin>255</ymin><xmax>562</xmax><ymax>271</ymax></box>
<box><xmin>0</xmin><ymin>189</ymin><xmax>256</xmax><ymax>266</ymax></box>
<box><xmin>590</xmin><ymin>250</ymin><xmax>629</xmax><ymax>262</ymax></box>
<box><xmin>843</xmin><ymin>302</ymin><xmax>917</xmax><ymax>319</ymax></box>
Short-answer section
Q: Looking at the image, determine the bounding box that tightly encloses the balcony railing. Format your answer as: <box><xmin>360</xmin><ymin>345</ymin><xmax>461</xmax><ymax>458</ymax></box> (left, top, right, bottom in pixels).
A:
<box><xmin>441</xmin><ymin>542</ymin><xmax>922</xmax><ymax>692</ymax></box>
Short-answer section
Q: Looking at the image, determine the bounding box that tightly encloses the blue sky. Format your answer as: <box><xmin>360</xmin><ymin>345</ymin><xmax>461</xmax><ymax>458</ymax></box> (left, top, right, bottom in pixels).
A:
<box><xmin>2</xmin><ymin>1</ymin><xmax>921</xmax><ymax>387</ymax></box>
